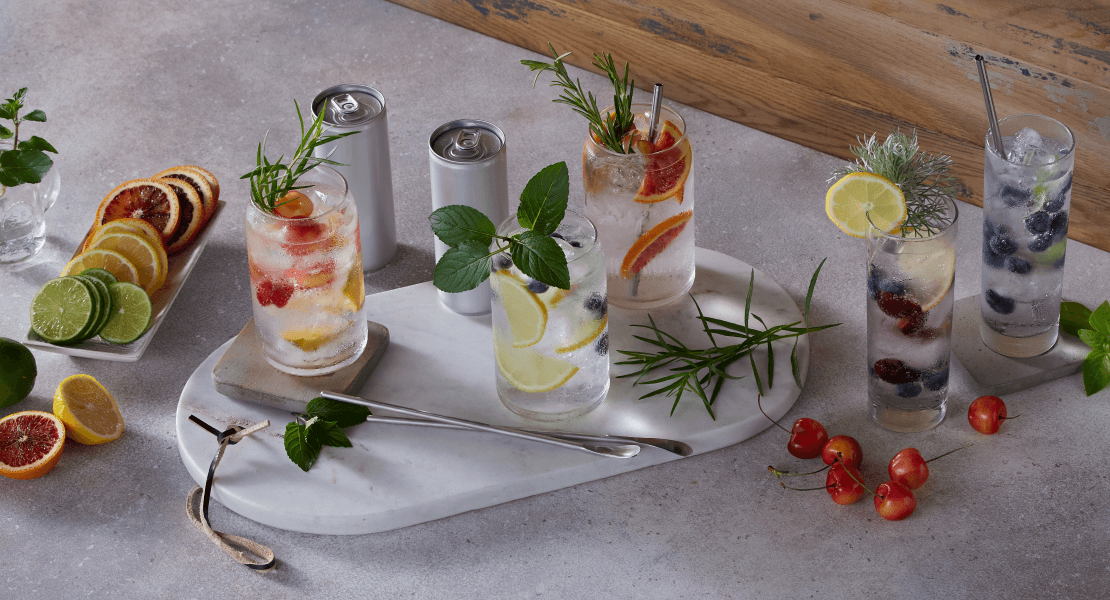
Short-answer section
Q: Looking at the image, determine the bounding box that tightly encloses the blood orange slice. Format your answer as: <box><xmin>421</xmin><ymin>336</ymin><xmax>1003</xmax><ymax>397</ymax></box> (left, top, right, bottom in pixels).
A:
<box><xmin>160</xmin><ymin>178</ymin><xmax>205</xmax><ymax>254</ymax></box>
<box><xmin>634</xmin><ymin>120</ymin><xmax>692</xmax><ymax>204</ymax></box>
<box><xmin>0</xmin><ymin>411</ymin><xmax>66</xmax><ymax>480</ymax></box>
<box><xmin>177</xmin><ymin>164</ymin><xmax>219</xmax><ymax>207</ymax></box>
<box><xmin>95</xmin><ymin>179</ymin><xmax>180</xmax><ymax>241</ymax></box>
<box><xmin>620</xmin><ymin>210</ymin><xmax>692</xmax><ymax>278</ymax></box>
<box><xmin>155</xmin><ymin>166</ymin><xmax>215</xmax><ymax>222</ymax></box>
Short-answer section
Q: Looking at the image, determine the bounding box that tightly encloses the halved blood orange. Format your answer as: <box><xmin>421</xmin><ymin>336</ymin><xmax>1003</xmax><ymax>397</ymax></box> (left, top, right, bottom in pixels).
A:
<box><xmin>160</xmin><ymin>178</ymin><xmax>205</xmax><ymax>254</ymax></box>
<box><xmin>634</xmin><ymin>120</ymin><xmax>692</xmax><ymax>204</ymax></box>
<box><xmin>95</xmin><ymin>179</ymin><xmax>180</xmax><ymax>241</ymax></box>
<box><xmin>155</xmin><ymin>166</ymin><xmax>215</xmax><ymax>222</ymax></box>
<box><xmin>0</xmin><ymin>410</ymin><xmax>66</xmax><ymax>480</ymax></box>
<box><xmin>620</xmin><ymin>210</ymin><xmax>693</xmax><ymax>278</ymax></box>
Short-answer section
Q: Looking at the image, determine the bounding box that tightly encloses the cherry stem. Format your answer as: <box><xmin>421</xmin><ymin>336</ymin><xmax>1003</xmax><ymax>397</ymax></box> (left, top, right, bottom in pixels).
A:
<box><xmin>778</xmin><ymin>481</ymin><xmax>835</xmax><ymax>492</ymax></box>
<box><xmin>767</xmin><ymin>464</ymin><xmax>830</xmax><ymax>478</ymax></box>
<box><xmin>836</xmin><ymin>457</ymin><xmax>877</xmax><ymax>498</ymax></box>
<box><xmin>1002</xmin><ymin>414</ymin><xmax>1021</xmax><ymax>420</ymax></box>
<box><xmin>925</xmin><ymin>443</ymin><xmax>973</xmax><ymax>463</ymax></box>
<box><xmin>757</xmin><ymin>394</ymin><xmax>790</xmax><ymax>434</ymax></box>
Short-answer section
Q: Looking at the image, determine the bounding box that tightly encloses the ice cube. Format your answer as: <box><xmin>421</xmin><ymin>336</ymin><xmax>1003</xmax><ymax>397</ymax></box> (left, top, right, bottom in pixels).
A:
<box><xmin>1007</xmin><ymin>127</ymin><xmax>1044</xmax><ymax>162</ymax></box>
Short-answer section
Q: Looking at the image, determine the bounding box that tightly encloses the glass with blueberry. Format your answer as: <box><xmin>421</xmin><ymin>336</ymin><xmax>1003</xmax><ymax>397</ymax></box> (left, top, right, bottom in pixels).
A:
<box><xmin>866</xmin><ymin>197</ymin><xmax>958</xmax><ymax>432</ymax></box>
<box><xmin>980</xmin><ymin>114</ymin><xmax>1075</xmax><ymax>357</ymax></box>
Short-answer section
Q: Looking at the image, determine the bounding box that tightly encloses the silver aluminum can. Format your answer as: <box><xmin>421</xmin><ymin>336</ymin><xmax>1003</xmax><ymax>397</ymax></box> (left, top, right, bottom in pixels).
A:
<box><xmin>312</xmin><ymin>84</ymin><xmax>397</xmax><ymax>272</ymax></box>
<box><xmin>429</xmin><ymin>120</ymin><xmax>509</xmax><ymax>315</ymax></box>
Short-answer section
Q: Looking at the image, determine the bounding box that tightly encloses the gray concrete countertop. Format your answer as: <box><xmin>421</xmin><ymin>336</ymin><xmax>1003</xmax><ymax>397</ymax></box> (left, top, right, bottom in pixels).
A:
<box><xmin>2</xmin><ymin>1</ymin><xmax>1108</xmax><ymax>598</ymax></box>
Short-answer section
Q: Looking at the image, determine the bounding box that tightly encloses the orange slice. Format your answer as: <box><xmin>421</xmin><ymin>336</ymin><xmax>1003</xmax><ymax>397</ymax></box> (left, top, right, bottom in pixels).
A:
<box><xmin>620</xmin><ymin>210</ymin><xmax>692</xmax><ymax>278</ymax></box>
<box><xmin>86</xmin><ymin>218</ymin><xmax>166</xmax><ymax>254</ymax></box>
<box><xmin>61</xmin><ymin>248</ymin><xmax>141</xmax><ymax>286</ymax></box>
<box><xmin>178</xmin><ymin>165</ymin><xmax>219</xmax><ymax>208</ymax></box>
<box><xmin>634</xmin><ymin>120</ymin><xmax>692</xmax><ymax>204</ymax></box>
<box><xmin>160</xmin><ymin>178</ymin><xmax>205</xmax><ymax>254</ymax></box>
<box><xmin>155</xmin><ymin>166</ymin><xmax>216</xmax><ymax>222</ymax></box>
<box><xmin>95</xmin><ymin>179</ymin><xmax>180</xmax><ymax>241</ymax></box>
<box><xmin>85</xmin><ymin>231</ymin><xmax>167</xmax><ymax>293</ymax></box>
<box><xmin>0</xmin><ymin>411</ymin><xmax>66</xmax><ymax>480</ymax></box>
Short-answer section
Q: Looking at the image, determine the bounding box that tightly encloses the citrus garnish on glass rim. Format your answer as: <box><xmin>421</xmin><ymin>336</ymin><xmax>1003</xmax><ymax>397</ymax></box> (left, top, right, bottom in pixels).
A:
<box><xmin>825</xmin><ymin>172</ymin><xmax>906</xmax><ymax>238</ymax></box>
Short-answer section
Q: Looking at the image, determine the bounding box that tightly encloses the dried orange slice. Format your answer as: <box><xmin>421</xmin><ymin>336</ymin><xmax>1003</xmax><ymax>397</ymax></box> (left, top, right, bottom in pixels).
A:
<box><xmin>160</xmin><ymin>178</ymin><xmax>206</xmax><ymax>254</ymax></box>
<box><xmin>620</xmin><ymin>210</ymin><xmax>693</xmax><ymax>278</ymax></box>
<box><xmin>634</xmin><ymin>121</ymin><xmax>692</xmax><ymax>204</ymax></box>
<box><xmin>155</xmin><ymin>166</ymin><xmax>215</xmax><ymax>222</ymax></box>
<box><xmin>0</xmin><ymin>411</ymin><xmax>66</xmax><ymax>480</ymax></box>
<box><xmin>95</xmin><ymin>179</ymin><xmax>180</xmax><ymax>241</ymax></box>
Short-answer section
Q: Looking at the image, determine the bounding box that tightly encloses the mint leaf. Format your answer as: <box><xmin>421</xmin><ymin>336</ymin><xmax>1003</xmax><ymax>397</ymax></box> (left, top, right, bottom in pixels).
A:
<box><xmin>1089</xmin><ymin>301</ymin><xmax>1110</xmax><ymax>335</ymax></box>
<box><xmin>429</xmin><ymin>204</ymin><xmax>497</xmax><ymax>248</ymax></box>
<box><xmin>1078</xmin><ymin>329</ymin><xmax>1103</xmax><ymax>349</ymax></box>
<box><xmin>433</xmin><ymin>240</ymin><xmax>493</xmax><ymax>293</ymax></box>
<box><xmin>22</xmin><ymin>109</ymin><xmax>46</xmax><ymax>123</ymax></box>
<box><xmin>305</xmin><ymin>397</ymin><xmax>370</xmax><ymax>428</ymax></box>
<box><xmin>516</xmin><ymin>161</ymin><xmax>568</xmax><ymax>235</ymax></box>
<box><xmin>511</xmin><ymin>230</ymin><xmax>570</xmax><ymax>289</ymax></box>
<box><xmin>1082</xmin><ymin>349</ymin><xmax>1110</xmax><ymax>396</ymax></box>
<box><xmin>312</xmin><ymin>421</ymin><xmax>353</xmax><ymax>448</ymax></box>
<box><xmin>0</xmin><ymin>148</ymin><xmax>52</xmax><ymax>186</ymax></box>
<box><xmin>19</xmin><ymin>136</ymin><xmax>56</xmax><ymax>153</ymax></box>
<box><xmin>0</xmin><ymin>124</ymin><xmax>10</xmax><ymax>139</ymax></box>
<box><xmin>1060</xmin><ymin>302</ymin><xmax>1092</xmax><ymax>337</ymax></box>
<box><xmin>284</xmin><ymin>421</ymin><xmax>323</xmax><ymax>472</ymax></box>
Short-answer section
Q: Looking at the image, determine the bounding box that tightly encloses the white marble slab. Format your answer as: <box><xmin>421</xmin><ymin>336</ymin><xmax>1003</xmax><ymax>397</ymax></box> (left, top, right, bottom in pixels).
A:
<box><xmin>175</xmin><ymin>248</ymin><xmax>809</xmax><ymax>535</ymax></box>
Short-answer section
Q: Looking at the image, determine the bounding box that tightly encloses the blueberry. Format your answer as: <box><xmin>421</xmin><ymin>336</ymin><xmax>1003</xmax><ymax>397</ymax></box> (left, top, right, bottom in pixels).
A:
<box><xmin>999</xmin><ymin>183</ymin><xmax>1031</xmax><ymax>207</ymax></box>
<box><xmin>922</xmin><ymin>368</ymin><xmax>949</xmax><ymax>391</ymax></box>
<box><xmin>1024</xmin><ymin>211</ymin><xmax>1051</xmax><ymax>235</ymax></box>
<box><xmin>983</xmin><ymin>217</ymin><xmax>998</xmax><ymax>238</ymax></box>
<box><xmin>1005</xmin><ymin>256</ymin><xmax>1032</xmax><ymax>275</ymax></box>
<box><xmin>985</xmin><ymin>288</ymin><xmax>1015</xmax><ymax>315</ymax></box>
<box><xmin>493</xmin><ymin>254</ymin><xmax>513</xmax><ymax>271</ymax></box>
<box><xmin>1045</xmin><ymin>192</ymin><xmax>1066</xmax><ymax>213</ymax></box>
<box><xmin>989</xmin><ymin>233</ymin><xmax>1017</xmax><ymax>256</ymax></box>
<box><xmin>1028</xmin><ymin>233</ymin><xmax>1054</xmax><ymax>253</ymax></box>
<box><xmin>873</xmin><ymin>358</ymin><xmax>920</xmax><ymax>385</ymax></box>
<box><xmin>1050</xmin><ymin>211</ymin><xmax>1068</xmax><ymax>241</ymax></box>
<box><xmin>527</xmin><ymin>279</ymin><xmax>549</xmax><ymax>294</ymax></box>
<box><xmin>583</xmin><ymin>292</ymin><xmax>607</xmax><ymax>318</ymax></box>
<box><xmin>868</xmin><ymin>267</ymin><xmax>902</xmax><ymax>299</ymax></box>
<box><xmin>595</xmin><ymin>332</ymin><xmax>608</xmax><ymax>356</ymax></box>
<box><xmin>983</xmin><ymin>241</ymin><xmax>1006</xmax><ymax>269</ymax></box>
<box><xmin>569</xmin><ymin>240</ymin><xmax>583</xmax><ymax>248</ymax></box>
<box><xmin>1058</xmin><ymin>171</ymin><xmax>1073</xmax><ymax>196</ymax></box>
<box><xmin>550</xmin><ymin>232</ymin><xmax>565</xmax><ymax>240</ymax></box>
<box><xmin>895</xmin><ymin>382</ymin><xmax>923</xmax><ymax>398</ymax></box>
<box><xmin>1053</xmin><ymin>254</ymin><xmax>1066</xmax><ymax>270</ymax></box>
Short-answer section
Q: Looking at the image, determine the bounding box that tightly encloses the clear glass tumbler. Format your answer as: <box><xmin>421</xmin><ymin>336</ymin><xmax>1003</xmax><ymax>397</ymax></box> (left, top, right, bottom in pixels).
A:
<box><xmin>583</xmin><ymin>103</ymin><xmax>694</xmax><ymax>310</ymax></box>
<box><xmin>866</xmin><ymin>198</ymin><xmax>958</xmax><ymax>432</ymax></box>
<box><xmin>0</xmin><ymin>141</ymin><xmax>61</xmax><ymax>263</ymax></box>
<box><xmin>980</xmin><ymin>114</ymin><xmax>1075</xmax><ymax>357</ymax></box>
<box><xmin>245</xmin><ymin>165</ymin><xmax>367</xmax><ymax>375</ymax></box>
<box><xmin>491</xmin><ymin>210</ymin><xmax>609</xmax><ymax>421</ymax></box>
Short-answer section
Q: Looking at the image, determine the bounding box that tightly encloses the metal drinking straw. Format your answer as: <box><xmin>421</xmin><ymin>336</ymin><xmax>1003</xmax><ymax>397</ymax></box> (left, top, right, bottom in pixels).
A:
<box><xmin>629</xmin><ymin>83</ymin><xmax>665</xmax><ymax>297</ymax></box>
<box><xmin>976</xmin><ymin>55</ymin><xmax>1007</xmax><ymax>156</ymax></box>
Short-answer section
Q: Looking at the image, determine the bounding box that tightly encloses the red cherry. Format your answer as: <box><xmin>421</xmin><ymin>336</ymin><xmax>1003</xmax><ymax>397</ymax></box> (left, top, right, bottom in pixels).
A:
<box><xmin>787</xmin><ymin>418</ymin><xmax>829</xmax><ymax>459</ymax></box>
<box><xmin>274</xmin><ymin>191</ymin><xmax>314</xmax><ymax>219</ymax></box>
<box><xmin>826</xmin><ymin>463</ymin><xmax>865</xmax><ymax>505</ymax></box>
<box><xmin>821</xmin><ymin>435</ymin><xmax>863</xmax><ymax>469</ymax></box>
<box><xmin>969</xmin><ymin>395</ymin><xmax>1007</xmax><ymax>435</ymax></box>
<box><xmin>888</xmin><ymin>448</ymin><xmax>929</xmax><ymax>490</ymax></box>
<box><xmin>872</xmin><ymin>358</ymin><xmax>920</xmax><ymax>384</ymax></box>
<box><xmin>896</xmin><ymin>312</ymin><xmax>926</xmax><ymax>336</ymax></box>
<box><xmin>874</xmin><ymin>480</ymin><xmax>917</xmax><ymax>521</ymax></box>
<box><xmin>877</xmin><ymin>292</ymin><xmax>923</xmax><ymax>319</ymax></box>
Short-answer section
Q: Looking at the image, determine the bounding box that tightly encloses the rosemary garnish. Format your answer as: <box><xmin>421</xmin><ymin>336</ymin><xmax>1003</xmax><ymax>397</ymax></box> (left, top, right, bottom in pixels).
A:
<box><xmin>615</xmin><ymin>260</ymin><xmax>838</xmax><ymax>420</ymax></box>
<box><xmin>522</xmin><ymin>43</ymin><xmax>635</xmax><ymax>154</ymax></box>
<box><xmin>830</xmin><ymin>130</ymin><xmax>958</xmax><ymax>236</ymax></box>
<box><xmin>240</xmin><ymin>100</ymin><xmax>357</xmax><ymax>213</ymax></box>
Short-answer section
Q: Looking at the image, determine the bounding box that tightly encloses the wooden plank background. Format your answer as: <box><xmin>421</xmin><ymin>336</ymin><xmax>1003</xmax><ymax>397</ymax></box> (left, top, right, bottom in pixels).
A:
<box><xmin>387</xmin><ymin>0</ymin><xmax>1110</xmax><ymax>251</ymax></box>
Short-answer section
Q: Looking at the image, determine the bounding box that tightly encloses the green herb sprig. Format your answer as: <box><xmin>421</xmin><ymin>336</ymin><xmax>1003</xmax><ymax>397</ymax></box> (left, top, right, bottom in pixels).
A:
<box><xmin>0</xmin><ymin>87</ymin><xmax>57</xmax><ymax>189</ymax></box>
<box><xmin>285</xmin><ymin>397</ymin><xmax>371</xmax><ymax>472</ymax></box>
<box><xmin>522</xmin><ymin>44</ymin><xmax>635</xmax><ymax>154</ymax></box>
<box><xmin>616</xmin><ymin>260</ymin><xmax>839</xmax><ymax>419</ymax></box>
<box><xmin>430</xmin><ymin>161</ymin><xmax>571</xmax><ymax>293</ymax></box>
<box><xmin>240</xmin><ymin>100</ymin><xmax>357</xmax><ymax>213</ymax></box>
<box><xmin>1061</xmin><ymin>301</ymin><xmax>1110</xmax><ymax>396</ymax></box>
<box><xmin>830</xmin><ymin>130</ymin><xmax>958</xmax><ymax>236</ymax></box>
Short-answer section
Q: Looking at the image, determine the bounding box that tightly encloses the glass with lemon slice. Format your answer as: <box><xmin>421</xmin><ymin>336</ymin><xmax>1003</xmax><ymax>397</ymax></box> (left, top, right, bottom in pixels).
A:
<box><xmin>491</xmin><ymin>210</ymin><xmax>608</xmax><ymax>421</ymax></box>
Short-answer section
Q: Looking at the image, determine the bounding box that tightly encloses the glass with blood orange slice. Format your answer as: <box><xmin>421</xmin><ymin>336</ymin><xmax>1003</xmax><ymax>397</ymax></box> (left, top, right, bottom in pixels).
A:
<box><xmin>583</xmin><ymin>103</ymin><xmax>694</xmax><ymax>309</ymax></box>
<box><xmin>245</xmin><ymin>165</ymin><xmax>367</xmax><ymax>375</ymax></box>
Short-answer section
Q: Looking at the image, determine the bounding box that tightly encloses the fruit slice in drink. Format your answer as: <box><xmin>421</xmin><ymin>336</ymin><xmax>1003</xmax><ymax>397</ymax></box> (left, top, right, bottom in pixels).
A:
<box><xmin>634</xmin><ymin>120</ymin><xmax>692</xmax><ymax>204</ymax></box>
<box><xmin>826</xmin><ymin>172</ymin><xmax>906</xmax><ymax>238</ymax></box>
<box><xmin>495</xmin><ymin>273</ymin><xmax>548</xmax><ymax>348</ymax></box>
<box><xmin>620</xmin><ymin>210</ymin><xmax>693</xmax><ymax>278</ymax></box>
<box><xmin>495</xmin><ymin>334</ymin><xmax>579</xmax><ymax>393</ymax></box>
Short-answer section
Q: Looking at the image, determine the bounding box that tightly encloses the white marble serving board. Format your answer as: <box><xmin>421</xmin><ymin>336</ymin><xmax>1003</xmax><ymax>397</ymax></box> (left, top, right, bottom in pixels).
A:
<box><xmin>175</xmin><ymin>248</ymin><xmax>809</xmax><ymax>535</ymax></box>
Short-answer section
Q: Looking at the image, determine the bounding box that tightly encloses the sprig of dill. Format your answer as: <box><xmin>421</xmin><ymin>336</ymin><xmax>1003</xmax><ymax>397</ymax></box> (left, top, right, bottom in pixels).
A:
<box><xmin>830</xmin><ymin>130</ymin><xmax>958</xmax><ymax>236</ymax></box>
<box><xmin>521</xmin><ymin>43</ymin><xmax>635</xmax><ymax>154</ymax></box>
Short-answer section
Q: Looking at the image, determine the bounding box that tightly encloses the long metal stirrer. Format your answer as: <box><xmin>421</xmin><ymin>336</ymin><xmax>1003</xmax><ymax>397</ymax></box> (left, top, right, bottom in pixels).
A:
<box><xmin>976</xmin><ymin>55</ymin><xmax>1007</xmax><ymax>157</ymax></box>
<box><xmin>629</xmin><ymin>83</ymin><xmax>665</xmax><ymax>298</ymax></box>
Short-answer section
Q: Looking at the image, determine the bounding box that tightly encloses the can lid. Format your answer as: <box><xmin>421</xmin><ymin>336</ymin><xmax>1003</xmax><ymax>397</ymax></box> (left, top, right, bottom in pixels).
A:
<box><xmin>431</xmin><ymin>122</ymin><xmax>504</xmax><ymax>163</ymax></box>
<box><xmin>320</xmin><ymin>91</ymin><xmax>382</xmax><ymax>126</ymax></box>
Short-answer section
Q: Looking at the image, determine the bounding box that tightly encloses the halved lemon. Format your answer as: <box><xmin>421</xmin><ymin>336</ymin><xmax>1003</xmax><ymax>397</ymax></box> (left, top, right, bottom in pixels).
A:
<box><xmin>495</xmin><ymin>273</ymin><xmax>547</xmax><ymax>348</ymax></box>
<box><xmin>85</xmin><ymin>231</ymin><xmax>167</xmax><ymax>293</ymax></box>
<box><xmin>61</xmin><ymin>248</ymin><xmax>141</xmax><ymax>286</ymax></box>
<box><xmin>896</xmin><ymin>246</ymin><xmax>955</xmax><ymax>311</ymax></box>
<box><xmin>52</xmin><ymin>374</ymin><xmax>124</xmax><ymax>445</ymax></box>
<box><xmin>620</xmin><ymin>210</ymin><xmax>692</xmax><ymax>278</ymax></box>
<box><xmin>825</xmin><ymin>172</ymin><xmax>906</xmax><ymax>238</ymax></box>
<box><xmin>555</xmin><ymin>315</ymin><xmax>607</xmax><ymax>354</ymax></box>
<box><xmin>495</xmin><ymin>334</ymin><xmax>579</xmax><ymax>393</ymax></box>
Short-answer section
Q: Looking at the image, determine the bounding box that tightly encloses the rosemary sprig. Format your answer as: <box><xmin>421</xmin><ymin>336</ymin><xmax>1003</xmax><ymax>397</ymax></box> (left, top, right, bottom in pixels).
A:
<box><xmin>829</xmin><ymin>130</ymin><xmax>958</xmax><ymax>236</ymax></box>
<box><xmin>240</xmin><ymin>100</ymin><xmax>358</xmax><ymax>213</ymax></box>
<box><xmin>522</xmin><ymin>43</ymin><xmax>635</xmax><ymax>154</ymax></box>
<box><xmin>615</xmin><ymin>260</ymin><xmax>839</xmax><ymax>420</ymax></box>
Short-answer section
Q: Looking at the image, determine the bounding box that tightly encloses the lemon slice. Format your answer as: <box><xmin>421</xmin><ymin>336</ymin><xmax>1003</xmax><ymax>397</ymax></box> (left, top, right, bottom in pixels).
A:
<box><xmin>495</xmin><ymin>273</ymin><xmax>547</xmax><ymax>348</ymax></box>
<box><xmin>282</xmin><ymin>323</ymin><xmax>349</xmax><ymax>352</ymax></box>
<box><xmin>896</xmin><ymin>246</ymin><xmax>955</xmax><ymax>311</ymax></box>
<box><xmin>62</xmin><ymin>248</ymin><xmax>141</xmax><ymax>286</ymax></box>
<box><xmin>555</xmin><ymin>316</ymin><xmax>607</xmax><ymax>354</ymax></box>
<box><xmin>825</xmin><ymin>172</ymin><xmax>906</xmax><ymax>238</ymax></box>
<box><xmin>85</xmin><ymin>231</ymin><xmax>167</xmax><ymax>293</ymax></box>
<box><xmin>52</xmin><ymin>374</ymin><xmax>124</xmax><ymax>445</ymax></box>
<box><xmin>495</xmin><ymin>334</ymin><xmax>579</xmax><ymax>393</ymax></box>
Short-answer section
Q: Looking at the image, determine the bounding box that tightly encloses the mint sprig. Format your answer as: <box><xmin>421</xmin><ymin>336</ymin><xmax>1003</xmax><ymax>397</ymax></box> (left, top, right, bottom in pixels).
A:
<box><xmin>0</xmin><ymin>87</ymin><xmax>57</xmax><ymax>188</ymax></box>
<box><xmin>430</xmin><ymin>161</ymin><xmax>571</xmax><ymax>293</ymax></box>
<box><xmin>1061</xmin><ymin>301</ymin><xmax>1110</xmax><ymax>396</ymax></box>
<box><xmin>284</xmin><ymin>397</ymin><xmax>370</xmax><ymax>472</ymax></box>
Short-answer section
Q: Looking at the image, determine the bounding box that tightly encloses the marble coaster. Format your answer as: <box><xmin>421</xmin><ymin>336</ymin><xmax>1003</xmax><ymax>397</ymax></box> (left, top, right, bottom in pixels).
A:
<box><xmin>951</xmin><ymin>294</ymin><xmax>1086</xmax><ymax>395</ymax></box>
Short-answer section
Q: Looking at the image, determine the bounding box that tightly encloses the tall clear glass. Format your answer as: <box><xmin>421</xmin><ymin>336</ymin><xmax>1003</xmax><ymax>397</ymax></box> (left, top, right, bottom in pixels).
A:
<box><xmin>0</xmin><ymin>141</ymin><xmax>61</xmax><ymax>263</ymax></box>
<box><xmin>245</xmin><ymin>166</ymin><xmax>367</xmax><ymax>375</ymax></box>
<box><xmin>583</xmin><ymin>103</ymin><xmax>694</xmax><ymax>310</ymax></box>
<box><xmin>867</xmin><ymin>198</ymin><xmax>958</xmax><ymax>432</ymax></box>
<box><xmin>980</xmin><ymin>114</ymin><xmax>1075</xmax><ymax>357</ymax></box>
<box><xmin>491</xmin><ymin>210</ymin><xmax>608</xmax><ymax>421</ymax></box>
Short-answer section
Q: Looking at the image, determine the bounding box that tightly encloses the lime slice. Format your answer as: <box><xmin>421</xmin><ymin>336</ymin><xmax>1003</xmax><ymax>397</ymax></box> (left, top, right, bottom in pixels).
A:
<box><xmin>98</xmin><ymin>282</ymin><xmax>152</xmax><ymax>345</ymax></box>
<box><xmin>494</xmin><ymin>333</ymin><xmax>579</xmax><ymax>393</ymax></box>
<box><xmin>555</xmin><ymin>316</ymin><xmax>608</xmax><ymax>354</ymax></box>
<box><xmin>80</xmin><ymin>268</ymin><xmax>118</xmax><ymax>287</ymax></box>
<box><xmin>65</xmin><ymin>276</ymin><xmax>103</xmax><ymax>342</ymax></box>
<box><xmin>74</xmin><ymin>275</ymin><xmax>112</xmax><ymax>340</ymax></box>
<box><xmin>30</xmin><ymin>277</ymin><xmax>97</xmax><ymax>345</ymax></box>
<box><xmin>494</xmin><ymin>273</ymin><xmax>547</xmax><ymax>348</ymax></box>
<box><xmin>825</xmin><ymin>172</ymin><xmax>907</xmax><ymax>238</ymax></box>
<box><xmin>896</xmin><ymin>246</ymin><xmax>955</xmax><ymax>311</ymax></box>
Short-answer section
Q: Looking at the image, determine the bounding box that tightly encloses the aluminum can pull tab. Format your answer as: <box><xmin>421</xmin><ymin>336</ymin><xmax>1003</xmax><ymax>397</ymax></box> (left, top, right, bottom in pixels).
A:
<box><xmin>446</xmin><ymin>128</ymin><xmax>482</xmax><ymax>160</ymax></box>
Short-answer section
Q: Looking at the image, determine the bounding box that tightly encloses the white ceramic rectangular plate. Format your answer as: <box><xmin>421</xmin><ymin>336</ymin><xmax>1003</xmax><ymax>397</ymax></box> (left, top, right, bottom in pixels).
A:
<box><xmin>25</xmin><ymin>201</ymin><xmax>224</xmax><ymax>361</ymax></box>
